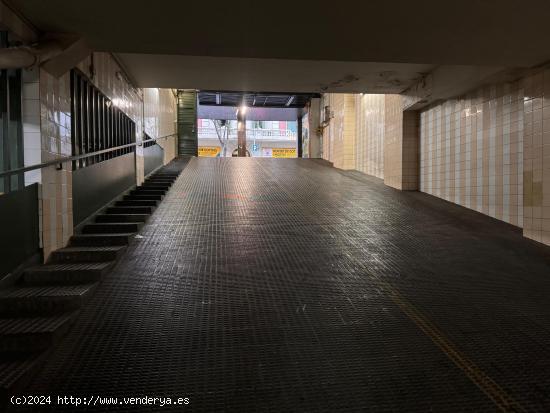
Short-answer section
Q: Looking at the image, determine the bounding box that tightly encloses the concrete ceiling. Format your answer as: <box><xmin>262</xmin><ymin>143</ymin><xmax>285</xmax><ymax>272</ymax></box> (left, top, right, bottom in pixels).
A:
<box><xmin>115</xmin><ymin>54</ymin><xmax>435</xmax><ymax>93</ymax></box>
<box><xmin>7</xmin><ymin>0</ymin><xmax>550</xmax><ymax>94</ymax></box>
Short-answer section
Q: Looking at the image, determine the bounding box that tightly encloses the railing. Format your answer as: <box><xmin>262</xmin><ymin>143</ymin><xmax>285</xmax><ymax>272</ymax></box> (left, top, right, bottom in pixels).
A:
<box><xmin>0</xmin><ymin>133</ymin><xmax>177</xmax><ymax>179</ymax></box>
<box><xmin>198</xmin><ymin>127</ymin><xmax>296</xmax><ymax>140</ymax></box>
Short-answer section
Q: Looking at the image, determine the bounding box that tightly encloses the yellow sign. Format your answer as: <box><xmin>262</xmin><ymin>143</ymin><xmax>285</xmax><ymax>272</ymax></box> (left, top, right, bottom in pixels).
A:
<box><xmin>198</xmin><ymin>146</ymin><xmax>221</xmax><ymax>157</ymax></box>
<box><xmin>271</xmin><ymin>148</ymin><xmax>297</xmax><ymax>158</ymax></box>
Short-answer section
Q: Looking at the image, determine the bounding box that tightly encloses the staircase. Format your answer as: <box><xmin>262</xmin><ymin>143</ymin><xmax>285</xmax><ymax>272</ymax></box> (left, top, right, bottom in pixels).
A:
<box><xmin>0</xmin><ymin>167</ymin><xmax>181</xmax><ymax>402</ymax></box>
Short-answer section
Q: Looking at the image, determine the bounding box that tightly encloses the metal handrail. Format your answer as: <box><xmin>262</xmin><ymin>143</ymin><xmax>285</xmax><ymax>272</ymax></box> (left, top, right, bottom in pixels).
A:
<box><xmin>0</xmin><ymin>133</ymin><xmax>177</xmax><ymax>178</ymax></box>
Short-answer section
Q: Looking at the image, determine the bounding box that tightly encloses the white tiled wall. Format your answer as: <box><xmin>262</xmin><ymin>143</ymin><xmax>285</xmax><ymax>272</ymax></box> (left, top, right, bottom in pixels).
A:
<box><xmin>22</xmin><ymin>68</ymin><xmax>42</xmax><ymax>187</ymax></box>
<box><xmin>321</xmin><ymin>93</ymin><xmax>356</xmax><ymax>169</ymax></box>
<box><xmin>523</xmin><ymin>70</ymin><xmax>550</xmax><ymax>245</ymax></box>
<box><xmin>39</xmin><ymin>65</ymin><xmax>74</xmax><ymax>255</ymax></box>
<box><xmin>324</xmin><ymin>93</ymin><xmax>415</xmax><ymax>189</ymax></box>
<box><xmin>321</xmin><ymin>76</ymin><xmax>550</xmax><ymax>246</ymax></box>
<box><xmin>36</xmin><ymin>52</ymin><xmax>177</xmax><ymax>259</ymax></box>
<box><xmin>143</xmin><ymin>88</ymin><xmax>177</xmax><ymax>165</ymax></box>
<box><xmin>383</xmin><ymin>95</ymin><xmax>403</xmax><ymax>188</ymax></box>
<box><xmin>420</xmin><ymin>82</ymin><xmax>524</xmax><ymax>227</ymax></box>
<box><xmin>355</xmin><ymin>94</ymin><xmax>385</xmax><ymax>179</ymax></box>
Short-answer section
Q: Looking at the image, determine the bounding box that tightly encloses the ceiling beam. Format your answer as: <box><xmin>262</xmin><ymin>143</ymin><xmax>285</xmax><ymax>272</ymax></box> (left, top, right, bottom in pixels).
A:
<box><xmin>401</xmin><ymin>65</ymin><xmax>518</xmax><ymax>110</ymax></box>
<box><xmin>0</xmin><ymin>0</ymin><xmax>38</xmax><ymax>43</ymax></box>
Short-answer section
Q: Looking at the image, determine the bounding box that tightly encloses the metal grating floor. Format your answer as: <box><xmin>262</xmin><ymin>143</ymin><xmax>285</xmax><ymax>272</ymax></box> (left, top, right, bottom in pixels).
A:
<box><xmin>10</xmin><ymin>158</ymin><xmax>550</xmax><ymax>412</ymax></box>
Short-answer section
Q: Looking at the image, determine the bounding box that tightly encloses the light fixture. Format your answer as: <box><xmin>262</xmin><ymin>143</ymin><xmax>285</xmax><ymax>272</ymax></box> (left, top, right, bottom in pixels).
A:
<box><xmin>112</xmin><ymin>98</ymin><xmax>124</xmax><ymax>108</ymax></box>
<box><xmin>240</xmin><ymin>104</ymin><xmax>247</xmax><ymax>115</ymax></box>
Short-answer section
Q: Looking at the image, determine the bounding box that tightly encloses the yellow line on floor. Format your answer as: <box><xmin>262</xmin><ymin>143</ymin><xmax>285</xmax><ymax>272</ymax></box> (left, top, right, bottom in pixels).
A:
<box><xmin>380</xmin><ymin>280</ymin><xmax>526</xmax><ymax>413</ymax></box>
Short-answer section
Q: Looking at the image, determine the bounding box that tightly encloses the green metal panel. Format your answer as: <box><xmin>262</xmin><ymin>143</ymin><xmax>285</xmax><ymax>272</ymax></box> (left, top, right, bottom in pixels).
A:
<box><xmin>0</xmin><ymin>183</ymin><xmax>40</xmax><ymax>279</ymax></box>
<box><xmin>177</xmin><ymin>90</ymin><xmax>198</xmax><ymax>156</ymax></box>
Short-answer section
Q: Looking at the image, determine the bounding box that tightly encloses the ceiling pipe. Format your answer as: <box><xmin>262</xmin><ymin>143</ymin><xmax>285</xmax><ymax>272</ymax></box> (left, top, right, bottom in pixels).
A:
<box><xmin>0</xmin><ymin>40</ymin><xmax>63</xmax><ymax>69</ymax></box>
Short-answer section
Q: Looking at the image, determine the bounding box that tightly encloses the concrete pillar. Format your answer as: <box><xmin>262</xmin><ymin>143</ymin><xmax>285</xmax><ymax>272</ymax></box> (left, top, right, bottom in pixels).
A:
<box><xmin>401</xmin><ymin>110</ymin><xmax>420</xmax><ymax>190</ymax></box>
<box><xmin>308</xmin><ymin>98</ymin><xmax>321</xmax><ymax>158</ymax></box>
<box><xmin>321</xmin><ymin>93</ymin><xmax>356</xmax><ymax>169</ymax></box>
<box><xmin>237</xmin><ymin>109</ymin><xmax>246</xmax><ymax>157</ymax></box>
<box><xmin>297</xmin><ymin>115</ymin><xmax>303</xmax><ymax>158</ymax></box>
<box><xmin>383</xmin><ymin>95</ymin><xmax>420</xmax><ymax>190</ymax></box>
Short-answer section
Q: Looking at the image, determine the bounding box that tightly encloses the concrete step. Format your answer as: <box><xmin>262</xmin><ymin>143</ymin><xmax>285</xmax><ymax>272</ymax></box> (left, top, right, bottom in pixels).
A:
<box><xmin>96</xmin><ymin>214</ymin><xmax>149</xmax><ymax>223</ymax></box>
<box><xmin>130</xmin><ymin>189</ymin><xmax>165</xmax><ymax>196</ymax></box>
<box><xmin>115</xmin><ymin>200</ymin><xmax>158</xmax><ymax>207</ymax></box>
<box><xmin>0</xmin><ymin>314</ymin><xmax>76</xmax><ymax>353</ymax></box>
<box><xmin>151</xmin><ymin>171</ymin><xmax>178</xmax><ymax>176</ymax></box>
<box><xmin>145</xmin><ymin>177</ymin><xmax>175</xmax><ymax>181</ymax></box>
<box><xmin>140</xmin><ymin>180</ymin><xmax>173</xmax><ymax>186</ymax></box>
<box><xmin>0</xmin><ymin>353</ymin><xmax>44</xmax><ymax>404</ymax></box>
<box><xmin>105</xmin><ymin>206</ymin><xmax>154</xmax><ymax>214</ymax></box>
<box><xmin>138</xmin><ymin>186</ymin><xmax>169</xmax><ymax>192</ymax></box>
<box><xmin>81</xmin><ymin>222</ymin><xmax>142</xmax><ymax>234</ymax></box>
<box><xmin>143</xmin><ymin>182</ymin><xmax>172</xmax><ymax>187</ymax></box>
<box><xmin>136</xmin><ymin>187</ymin><xmax>169</xmax><ymax>193</ymax></box>
<box><xmin>140</xmin><ymin>183</ymin><xmax>170</xmax><ymax>189</ymax></box>
<box><xmin>147</xmin><ymin>176</ymin><xmax>175</xmax><ymax>180</ymax></box>
<box><xmin>0</xmin><ymin>284</ymin><xmax>96</xmax><ymax>316</ymax></box>
<box><xmin>70</xmin><ymin>233</ymin><xmax>135</xmax><ymax>247</ymax></box>
<box><xmin>123</xmin><ymin>194</ymin><xmax>162</xmax><ymax>201</ymax></box>
<box><xmin>50</xmin><ymin>246</ymin><xmax>127</xmax><ymax>263</ymax></box>
<box><xmin>149</xmin><ymin>178</ymin><xmax>176</xmax><ymax>182</ymax></box>
<box><xmin>23</xmin><ymin>262</ymin><xmax>115</xmax><ymax>285</ymax></box>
